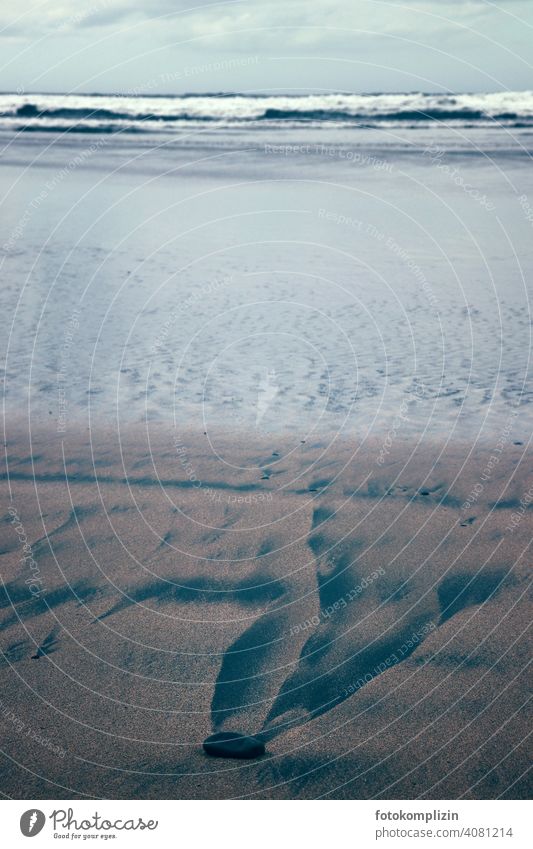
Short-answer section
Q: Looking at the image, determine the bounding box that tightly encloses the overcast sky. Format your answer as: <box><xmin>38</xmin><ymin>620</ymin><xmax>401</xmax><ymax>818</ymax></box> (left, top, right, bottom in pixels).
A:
<box><xmin>1</xmin><ymin>0</ymin><xmax>532</xmax><ymax>95</ymax></box>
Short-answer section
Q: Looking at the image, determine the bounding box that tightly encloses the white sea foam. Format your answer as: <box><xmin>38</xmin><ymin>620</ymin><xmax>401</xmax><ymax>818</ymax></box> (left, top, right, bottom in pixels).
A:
<box><xmin>1</xmin><ymin>91</ymin><xmax>533</xmax><ymax>132</ymax></box>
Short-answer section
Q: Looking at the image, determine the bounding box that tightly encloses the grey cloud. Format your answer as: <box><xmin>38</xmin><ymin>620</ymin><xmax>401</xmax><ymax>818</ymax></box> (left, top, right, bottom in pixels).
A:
<box><xmin>0</xmin><ymin>0</ymin><xmax>531</xmax><ymax>93</ymax></box>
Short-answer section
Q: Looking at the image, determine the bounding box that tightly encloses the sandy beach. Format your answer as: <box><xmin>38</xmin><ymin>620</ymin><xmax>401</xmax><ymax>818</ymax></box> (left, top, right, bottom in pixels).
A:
<box><xmin>1</xmin><ymin>98</ymin><xmax>532</xmax><ymax>800</ymax></box>
<box><xmin>1</xmin><ymin>420</ymin><xmax>531</xmax><ymax>799</ymax></box>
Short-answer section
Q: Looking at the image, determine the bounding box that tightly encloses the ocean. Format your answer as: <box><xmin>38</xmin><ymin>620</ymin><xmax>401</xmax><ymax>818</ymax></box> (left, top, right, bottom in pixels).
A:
<box><xmin>2</xmin><ymin>90</ymin><xmax>533</xmax><ymax>131</ymax></box>
<box><xmin>1</xmin><ymin>91</ymin><xmax>532</xmax><ymax>802</ymax></box>
<box><xmin>1</xmin><ymin>91</ymin><xmax>532</xmax><ymax>443</ymax></box>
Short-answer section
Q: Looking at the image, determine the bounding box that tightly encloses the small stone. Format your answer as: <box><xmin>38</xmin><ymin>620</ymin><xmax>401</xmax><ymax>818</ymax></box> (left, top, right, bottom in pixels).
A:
<box><xmin>460</xmin><ymin>516</ymin><xmax>476</xmax><ymax>527</ymax></box>
<box><xmin>203</xmin><ymin>731</ymin><xmax>265</xmax><ymax>759</ymax></box>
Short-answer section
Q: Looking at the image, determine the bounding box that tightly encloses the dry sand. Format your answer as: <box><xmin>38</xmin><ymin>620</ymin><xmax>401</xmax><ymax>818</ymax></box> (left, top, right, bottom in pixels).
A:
<box><xmin>0</xmin><ymin>422</ymin><xmax>531</xmax><ymax>798</ymax></box>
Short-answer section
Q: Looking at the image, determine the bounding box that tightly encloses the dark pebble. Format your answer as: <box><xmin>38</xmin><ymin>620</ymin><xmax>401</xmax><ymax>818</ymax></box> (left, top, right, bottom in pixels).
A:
<box><xmin>460</xmin><ymin>516</ymin><xmax>476</xmax><ymax>527</ymax></box>
<box><xmin>203</xmin><ymin>732</ymin><xmax>265</xmax><ymax>759</ymax></box>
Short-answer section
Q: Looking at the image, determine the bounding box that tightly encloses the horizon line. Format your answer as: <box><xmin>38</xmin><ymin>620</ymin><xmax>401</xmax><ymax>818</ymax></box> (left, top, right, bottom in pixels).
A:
<box><xmin>1</xmin><ymin>88</ymin><xmax>531</xmax><ymax>98</ymax></box>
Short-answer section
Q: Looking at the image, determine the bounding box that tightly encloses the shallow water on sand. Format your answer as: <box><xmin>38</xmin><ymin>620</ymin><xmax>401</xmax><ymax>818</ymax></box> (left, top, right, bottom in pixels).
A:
<box><xmin>1</xmin><ymin>125</ymin><xmax>532</xmax><ymax>445</ymax></box>
<box><xmin>1</xmin><ymin>117</ymin><xmax>532</xmax><ymax>800</ymax></box>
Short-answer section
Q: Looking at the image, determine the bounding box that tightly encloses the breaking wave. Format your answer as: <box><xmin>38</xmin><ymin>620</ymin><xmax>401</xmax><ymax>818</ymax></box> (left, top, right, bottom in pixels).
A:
<box><xmin>1</xmin><ymin>91</ymin><xmax>532</xmax><ymax>133</ymax></box>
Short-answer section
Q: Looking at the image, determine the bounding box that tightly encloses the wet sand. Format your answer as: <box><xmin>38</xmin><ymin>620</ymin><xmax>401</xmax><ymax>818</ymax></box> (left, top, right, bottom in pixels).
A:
<box><xmin>2</xmin><ymin>129</ymin><xmax>533</xmax><ymax>443</ymax></box>
<box><xmin>1</xmin><ymin>423</ymin><xmax>531</xmax><ymax>799</ymax></box>
<box><xmin>1</xmin><ymin>121</ymin><xmax>532</xmax><ymax>800</ymax></box>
